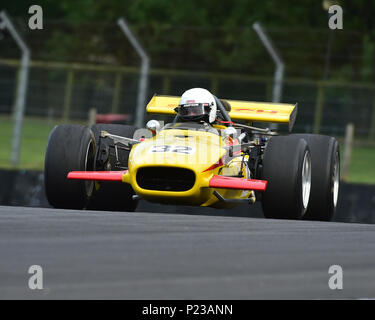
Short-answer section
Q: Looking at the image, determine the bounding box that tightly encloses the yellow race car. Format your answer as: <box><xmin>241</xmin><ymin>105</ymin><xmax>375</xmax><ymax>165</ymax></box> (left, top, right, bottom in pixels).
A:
<box><xmin>44</xmin><ymin>94</ymin><xmax>340</xmax><ymax>221</ymax></box>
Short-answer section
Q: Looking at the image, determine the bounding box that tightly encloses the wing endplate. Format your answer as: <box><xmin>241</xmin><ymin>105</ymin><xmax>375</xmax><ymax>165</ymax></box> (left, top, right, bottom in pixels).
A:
<box><xmin>209</xmin><ymin>175</ymin><xmax>267</xmax><ymax>191</ymax></box>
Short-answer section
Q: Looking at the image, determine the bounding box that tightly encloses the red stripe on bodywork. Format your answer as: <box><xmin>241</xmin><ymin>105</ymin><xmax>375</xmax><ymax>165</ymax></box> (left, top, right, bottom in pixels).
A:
<box><xmin>216</xmin><ymin>119</ymin><xmax>235</xmax><ymax>125</ymax></box>
<box><xmin>67</xmin><ymin>171</ymin><xmax>127</xmax><ymax>181</ymax></box>
<box><xmin>203</xmin><ymin>156</ymin><xmax>225</xmax><ymax>172</ymax></box>
<box><xmin>209</xmin><ymin>175</ymin><xmax>267</xmax><ymax>191</ymax></box>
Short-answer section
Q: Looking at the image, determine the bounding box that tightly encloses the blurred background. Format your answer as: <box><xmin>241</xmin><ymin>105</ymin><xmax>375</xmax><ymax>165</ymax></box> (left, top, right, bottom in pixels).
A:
<box><xmin>0</xmin><ymin>0</ymin><xmax>374</xmax><ymax>184</ymax></box>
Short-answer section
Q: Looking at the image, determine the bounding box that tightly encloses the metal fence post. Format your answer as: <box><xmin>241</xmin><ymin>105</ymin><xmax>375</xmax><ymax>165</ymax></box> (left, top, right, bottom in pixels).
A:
<box><xmin>253</xmin><ymin>22</ymin><xmax>284</xmax><ymax>104</ymax></box>
<box><xmin>369</xmin><ymin>93</ymin><xmax>375</xmax><ymax>141</ymax></box>
<box><xmin>210</xmin><ymin>77</ymin><xmax>219</xmax><ymax>95</ymax></box>
<box><xmin>88</xmin><ymin>108</ymin><xmax>97</xmax><ymax>127</ymax></box>
<box><xmin>62</xmin><ymin>69</ymin><xmax>74</xmax><ymax>121</ymax></box>
<box><xmin>0</xmin><ymin>11</ymin><xmax>31</xmax><ymax>167</ymax></box>
<box><xmin>162</xmin><ymin>75</ymin><xmax>170</xmax><ymax>95</ymax></box>
<box><xmin>253</xmin><ymin>22</ymin><xmax>284</xmax><ymax>130</ymax></box>
<box><xmin>342</xmin><ymin>123</ymin><xmax>354</xmax><ymax>182</ymax></box>
<box><xmin>111</xmin><ymin>72</ymin><xmax>122</xmax><ymax>113</ymax></box>
<box><xmin>118</xmin><ymin>18</ymin><xmax>150</xmax><ymax>128</ymax></box>
<box><xmin>313</xmin><ymin>83</ymin><xmax>325</xmax><ymax>134</ymax></box>
<box><xmin>265</xmin><ymin>81</ymin><xmax>273</xmax><ymax>101</ymax></box>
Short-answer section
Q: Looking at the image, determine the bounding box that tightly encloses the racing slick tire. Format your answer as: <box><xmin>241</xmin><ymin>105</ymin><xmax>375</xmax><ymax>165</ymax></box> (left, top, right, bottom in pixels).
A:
<box><xmin>261</xmin><ymin>136</ymin><xmax>311</xmax><ymax>220</ymax></box>
<box><xmin>291</xmin><ymin>134</ymin><xmax>340</xmax><ymax>221</ymax></box>
<box><xmin>44</xmin><ymin>124</ymin><xmax>96</xmax><ymax>209</ymax></box>
<box><xmin>87</xmin><ymin>124</ymin><xmax>138</xmax><ymax>212</ymax></box>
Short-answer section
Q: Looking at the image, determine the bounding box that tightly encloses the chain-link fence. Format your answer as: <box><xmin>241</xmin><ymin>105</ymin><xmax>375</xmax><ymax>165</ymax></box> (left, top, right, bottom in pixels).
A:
<box><xmin>1</xmin><ymin>58</ymin><xmax>375</xmax><ymax>135</ymax></box>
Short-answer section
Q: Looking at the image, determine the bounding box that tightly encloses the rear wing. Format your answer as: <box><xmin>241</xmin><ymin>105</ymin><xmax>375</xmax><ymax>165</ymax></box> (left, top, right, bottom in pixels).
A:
<box><xmin>146</xmin><ymin>95</ymin><xmax>298</xmax><ymax>131</ymax></box>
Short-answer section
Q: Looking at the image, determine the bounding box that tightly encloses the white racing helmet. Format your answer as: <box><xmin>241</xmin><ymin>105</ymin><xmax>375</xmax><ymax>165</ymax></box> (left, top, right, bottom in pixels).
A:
<box><xmin>177</xmin><ymin>88</ymin><xmax>217</xmax><ymax>123</ymax></box>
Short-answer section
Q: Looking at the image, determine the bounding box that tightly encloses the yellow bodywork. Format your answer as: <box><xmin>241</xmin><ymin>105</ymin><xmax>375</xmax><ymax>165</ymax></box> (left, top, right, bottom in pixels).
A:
<box><xmin>121</xmin><ymin>128</ymin><xmax>251</xmax><ymax>208</ymax></box>
<box><xmin>118</xmin><ymin>94</ymin><xmax>291</xmax><ymax>208</ymax></box>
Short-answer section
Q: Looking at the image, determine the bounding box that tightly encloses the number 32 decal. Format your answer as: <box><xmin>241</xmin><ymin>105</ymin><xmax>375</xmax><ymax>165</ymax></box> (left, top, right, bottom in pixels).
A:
<box><xmin>150</xmin><ymin>145</ymin><xmax>194</xmax><ymax>155</ymax></box>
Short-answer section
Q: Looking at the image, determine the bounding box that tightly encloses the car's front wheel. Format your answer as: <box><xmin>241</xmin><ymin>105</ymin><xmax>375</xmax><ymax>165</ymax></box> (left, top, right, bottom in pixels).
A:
<box><xmin>44</xmin><ymin>124</ymin><xmax>96</xmax><ymax>209</ymax></box>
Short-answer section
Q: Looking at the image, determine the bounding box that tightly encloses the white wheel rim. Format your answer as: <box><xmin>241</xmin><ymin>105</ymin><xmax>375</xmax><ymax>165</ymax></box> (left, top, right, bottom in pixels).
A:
<box><xmin>302</xmin><ymin>151</ymin><xmax>312</xmax><ymax>210</ymax></box>
<box><xmin>333</xmin><ymin>151</ymin><xmax>340</xmax><ymax>208</ymax></box>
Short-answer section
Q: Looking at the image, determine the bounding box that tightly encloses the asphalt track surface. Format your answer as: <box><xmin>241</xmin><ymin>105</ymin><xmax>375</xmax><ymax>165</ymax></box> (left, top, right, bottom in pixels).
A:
<box><xmin>1</xmin><ymin>205</ymin><xmax>375</xmax><ymax>299</ymax></box>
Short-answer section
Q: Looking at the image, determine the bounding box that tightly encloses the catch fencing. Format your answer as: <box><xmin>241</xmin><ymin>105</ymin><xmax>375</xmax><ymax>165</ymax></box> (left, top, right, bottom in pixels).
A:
<box><xmin>1</xmin><ymin>58</ymin><xmax>375</xmax><ymax>138</ymax></box>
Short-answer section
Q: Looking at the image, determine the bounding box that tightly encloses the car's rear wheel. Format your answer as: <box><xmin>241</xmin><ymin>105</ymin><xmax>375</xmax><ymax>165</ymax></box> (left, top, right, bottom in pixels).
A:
<box><xmin>87</xmin><ymin>124</ymin><xmax>138</xmax><ymax>212</ymax></box>
<box><xmin>44</xmin><ymin>124</ymin><xmax>95</xmax><ymax>209</ymax></box>
<box><xmin>292</xmin><ymin>134</ymin><xmax>340</xmax><ymax>221</ymax></box>
<box><xmin>261</xmin><ymin>136</ymin><xmax>311</xmax><ymax>219</ymax></box>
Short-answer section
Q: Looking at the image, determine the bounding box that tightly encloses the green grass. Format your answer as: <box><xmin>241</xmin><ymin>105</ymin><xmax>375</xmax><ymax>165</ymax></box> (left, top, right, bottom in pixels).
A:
<box><xmin>0</xmin><ymin>115</ymin><xmax>85</xmax><ymax>170</ymax></box>
<box><xmin>0</xmin><ymin>115</ymin><xmax>375</xmax><ymax>184</ymax></box>
<box><xmin>345</xmin><ymin>146</ymin><xmax>375</xmax><ymax>184</ymax></box>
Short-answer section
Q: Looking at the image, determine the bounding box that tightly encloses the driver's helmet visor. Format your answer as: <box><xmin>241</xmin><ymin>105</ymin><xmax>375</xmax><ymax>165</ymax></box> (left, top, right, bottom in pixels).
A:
<box><xmin>178</xmin><ymin>103</ymin><xmax>210</xmax><ymax>117</ymax></box>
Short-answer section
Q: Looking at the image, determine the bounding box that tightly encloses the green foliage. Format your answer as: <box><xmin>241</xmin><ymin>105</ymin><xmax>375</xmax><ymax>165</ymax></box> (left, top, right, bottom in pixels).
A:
<box><xmin>4</xmin><ymin>0</ymin><xmax>374</xmax><ymax>31</ymax></box>
<box><xmin>3</xmin><ymin>0</ymin><xmax>375</xmax><ymax>79</ymax></box>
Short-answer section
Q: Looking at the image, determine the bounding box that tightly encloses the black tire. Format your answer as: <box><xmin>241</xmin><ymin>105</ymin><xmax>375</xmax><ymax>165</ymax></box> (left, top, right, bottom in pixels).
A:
<box><xmin>291</xmin><ymin>134</ymin><xmax>340</xmax><ymax>221</ymax></box>
<box><xmin>44</xmin><ymin>124</ymin><xmax>96</xmax><ymax>209</ymax></box>
<box><xmin>261</xmin><ymin>136</ymin><xmax>311</xmax><ymax>220</ymax></box>
<box><xmin>87</xmin><ymin>124</ymin><xmax>138</xmax><ymax>212</ymax></box>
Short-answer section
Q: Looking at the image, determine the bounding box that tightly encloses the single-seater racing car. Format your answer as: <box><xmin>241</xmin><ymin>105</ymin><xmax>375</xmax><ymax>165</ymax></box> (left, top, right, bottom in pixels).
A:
<box><xmin>44</xmin><ymin>88</ymin><xmax>340</xmax><ymax>220</ymax></box>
